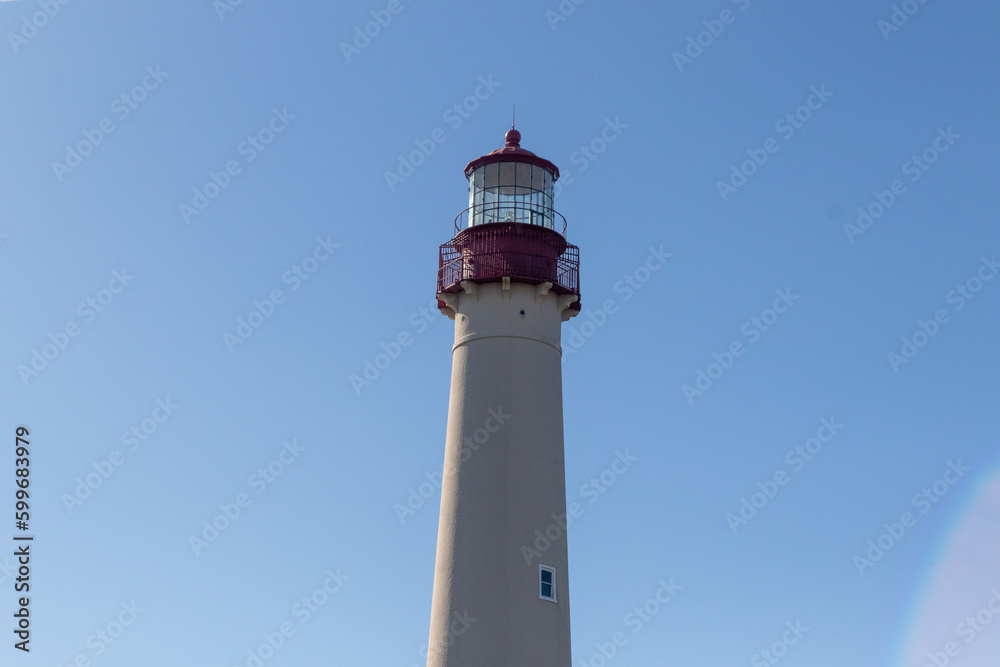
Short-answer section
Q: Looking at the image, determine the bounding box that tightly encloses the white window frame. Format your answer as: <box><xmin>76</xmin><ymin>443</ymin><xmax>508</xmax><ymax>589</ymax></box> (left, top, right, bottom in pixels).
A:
<box><xmin>538</xmin><ymin>564</ymin><xmax>557</xmax><ymax>602</ymax></box>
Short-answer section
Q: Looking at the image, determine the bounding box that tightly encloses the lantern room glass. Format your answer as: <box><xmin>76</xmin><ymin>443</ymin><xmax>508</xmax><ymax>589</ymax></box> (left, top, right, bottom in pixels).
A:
<box><xmin>467</xmin><ymin>162</ymin><xmax>555</xmax><ymax>229</ymax></box>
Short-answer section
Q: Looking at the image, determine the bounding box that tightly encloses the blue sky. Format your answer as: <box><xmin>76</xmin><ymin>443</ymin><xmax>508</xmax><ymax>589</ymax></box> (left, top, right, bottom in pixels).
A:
<box><xmin>1</xmin><ymin>0</ymin><xmax>998</xmax><ymax>665</ymax></box>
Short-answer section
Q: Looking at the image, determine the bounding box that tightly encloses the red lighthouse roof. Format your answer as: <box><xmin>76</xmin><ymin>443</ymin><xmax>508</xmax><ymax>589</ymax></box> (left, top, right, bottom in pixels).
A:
<box><xmin>463</xmin><ymin>129</ymin><xmax>561</xmax><ymax>181</ymax></box>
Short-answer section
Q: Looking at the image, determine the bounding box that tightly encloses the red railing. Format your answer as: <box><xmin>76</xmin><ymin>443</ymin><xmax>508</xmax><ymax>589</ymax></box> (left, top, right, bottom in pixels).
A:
<box><xmin>438</xmin><ymin>222</ymin><xmax>580</xmax><ymax>299</ymax></box>
<box><xmin>454</xmin><ymin>203</ymin><xmax>568</xmax><ymax>236</ymax></box>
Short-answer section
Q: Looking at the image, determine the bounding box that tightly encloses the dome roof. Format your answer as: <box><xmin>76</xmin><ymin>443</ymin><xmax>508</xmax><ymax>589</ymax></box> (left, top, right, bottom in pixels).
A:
<box><xmin>463</xmin><ymin>129</ymin><xmax>560</xmax><ymax>181</ymax></box>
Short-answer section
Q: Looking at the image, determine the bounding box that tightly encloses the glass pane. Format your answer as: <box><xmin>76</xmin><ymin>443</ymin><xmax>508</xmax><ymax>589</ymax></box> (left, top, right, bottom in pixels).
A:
<box><xmin>498</xmin><ymin>162</ymin><xmax>516</xmax><ymax>195</ymax></box>
<box><xmin>531</xmin><ymin>165</ymin><xmax>545</xmax><ymax>191</ymax></box>
<box><xmin>516</xmin><ymin>162</ymin><xmax>532</xmax><ymax>188</ymax></box>
<box><xmin>498</xmin><ymin>162</ymin><xmax>516</xmax><ymax>182</ymax></box>
<box><xmin>484</xmin><ymin>162</ymin><xmax>499</xmax><ymax>189</ymax></box>
<box><xmin>541</xmin><ymin>583</ymin><xmax>552</xmax><ymax>598</ymax></box>
<box><xmin>541</xmin><ymin>569</ymin><xmax>552</xmax><ymax>584</ymax></box>
<box><xmin>472</xmin><ymin>188</ymin><xmax>484</xmax><ymax>226</ymax></box>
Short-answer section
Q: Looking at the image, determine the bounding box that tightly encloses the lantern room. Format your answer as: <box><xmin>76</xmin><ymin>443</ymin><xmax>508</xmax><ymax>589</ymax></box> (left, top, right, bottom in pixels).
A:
<box><xmin>438</xmin><ymin>128</ymin><xmax>580</xmax><ymax>313</ymax></box>
<box><xmin>462</xmin><ymin>129</ymin><xmax>561</xmax><ymax>230</ymax></box>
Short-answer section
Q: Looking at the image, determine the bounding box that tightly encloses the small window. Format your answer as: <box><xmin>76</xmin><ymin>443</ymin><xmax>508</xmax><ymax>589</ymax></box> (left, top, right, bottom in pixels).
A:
<box><xmin>539</xmin><ymin>565</ymin><xmax>556</xmax><ymax>602</ymax></box>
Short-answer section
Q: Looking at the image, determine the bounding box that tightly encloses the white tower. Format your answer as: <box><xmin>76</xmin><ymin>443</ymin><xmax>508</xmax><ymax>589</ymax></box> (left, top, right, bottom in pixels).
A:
<box><xmin>427</xmin><ymin>128</ymin><xmax>581</xmax><ymax>666</ymax></box>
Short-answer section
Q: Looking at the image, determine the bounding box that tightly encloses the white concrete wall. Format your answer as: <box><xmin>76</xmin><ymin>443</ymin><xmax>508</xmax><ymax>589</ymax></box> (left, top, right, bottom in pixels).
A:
<box><xmin>428</xmin><ymin>281</ymin><xmax>577</xmax><ymax>666</ymax></box>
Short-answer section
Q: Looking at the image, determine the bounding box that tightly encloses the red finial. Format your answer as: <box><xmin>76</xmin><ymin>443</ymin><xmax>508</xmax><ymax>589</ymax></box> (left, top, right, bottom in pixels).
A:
<box><xmin>505</xmin><ymin>129</ymin><xmax>521</xmax><ymax>147</ymax></box>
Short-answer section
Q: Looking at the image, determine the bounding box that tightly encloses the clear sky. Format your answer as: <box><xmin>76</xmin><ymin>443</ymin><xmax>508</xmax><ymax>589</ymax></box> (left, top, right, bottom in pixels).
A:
<box><xmin>1</xmin><ymin>1</ymin><xmax>998</xmax><ymax>665</ymax></box>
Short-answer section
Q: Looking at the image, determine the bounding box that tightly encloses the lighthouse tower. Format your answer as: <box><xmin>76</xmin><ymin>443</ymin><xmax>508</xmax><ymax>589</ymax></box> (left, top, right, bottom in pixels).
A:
<box><xmin>427</xmin><ymin>128</ymin><xmax>581</xmax><ymax>666</ymax></box>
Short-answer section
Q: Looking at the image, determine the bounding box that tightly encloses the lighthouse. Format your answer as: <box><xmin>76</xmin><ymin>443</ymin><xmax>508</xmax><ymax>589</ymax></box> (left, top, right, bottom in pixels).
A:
<box><xmin>427</xmin><ymin>128</ymin><xmax>581</xmax><ymax>666</ymax></box>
